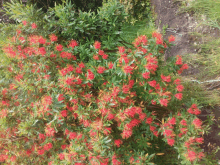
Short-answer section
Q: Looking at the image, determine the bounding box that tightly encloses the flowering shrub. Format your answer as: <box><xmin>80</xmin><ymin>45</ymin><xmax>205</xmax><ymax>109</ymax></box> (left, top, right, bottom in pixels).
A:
<box><xmin>0</xmin><ymin>21</ymin><xmax>209</xmax><ymax>164</ymax></box>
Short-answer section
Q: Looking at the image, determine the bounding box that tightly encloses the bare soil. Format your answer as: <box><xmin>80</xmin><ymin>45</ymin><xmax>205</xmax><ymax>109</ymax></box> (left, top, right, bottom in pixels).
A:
<box><xmin>151</xmin><ymin>0</ymin><xmax>220</xmax><ymax>161</ymax></box>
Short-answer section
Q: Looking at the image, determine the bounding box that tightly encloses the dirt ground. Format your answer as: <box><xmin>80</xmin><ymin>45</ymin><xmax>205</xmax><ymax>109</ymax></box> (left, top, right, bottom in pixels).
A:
<box><xmin>151</xmin><ymin>0</ymin><xmax>220</xmax><ymax>161</ymax></box>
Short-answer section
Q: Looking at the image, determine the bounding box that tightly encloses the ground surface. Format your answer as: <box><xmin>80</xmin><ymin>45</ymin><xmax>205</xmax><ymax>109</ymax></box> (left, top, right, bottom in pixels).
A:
<box><xmin>151</xmin><ymin>0</ymin><xmax>220</xmax><ymax>161</ymax></box>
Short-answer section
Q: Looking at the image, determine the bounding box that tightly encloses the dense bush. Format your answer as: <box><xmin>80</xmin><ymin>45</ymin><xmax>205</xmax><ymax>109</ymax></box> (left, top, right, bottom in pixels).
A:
<box><xmin>0</xmin><ymin>17</ymin><xmax>211</xmax><ymax>164</ymax></box>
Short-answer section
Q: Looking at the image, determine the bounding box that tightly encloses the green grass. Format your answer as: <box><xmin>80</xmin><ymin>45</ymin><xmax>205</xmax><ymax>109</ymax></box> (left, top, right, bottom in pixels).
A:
<box><xmin>121</xmin><ymin>19</ymin><xmax>155</xmax><ymax>44</ymax></box>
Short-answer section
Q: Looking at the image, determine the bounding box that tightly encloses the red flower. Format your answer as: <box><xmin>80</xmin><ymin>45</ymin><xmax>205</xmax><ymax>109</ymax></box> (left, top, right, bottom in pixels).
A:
<box><xmin>118</xmin><ymin>46</ymin><xmax>125</xmax><ymax>54</ymax></box>
<box><xmin>49</xmin><ymin>34</ymin><xmax>58</xmax><ymax>42</ymax></box>
<box><xmin>167</xmin><ymin>138</ymin><xmax>175</xmax><ymax>146</ymax></box>
<box><xmin>195</xmin><ymin>137</ymin><xmax>204</xmax><ymax>144</ymax></box>
<box><xmin>168</xmin><ymin>35</ymin><xmax>175</xmax><ymax>42</ymax></box>
<box><xmin>97</xmin><ymin>66</ymin><xmax>105</xmax><ymax>74</ymax></box>
<box><xmin>39</xmin><ymin>133</ymin><xmax>45</xmax><ymax>140</ymax></box>
<box><xmin>39</xmin><ymin>47</ymin><xmax>46</xmax><ymax>56</ymax></box>
<box><xmin>160</xmin><ymin>98</ymin><xmax>168</xmax><ymax>107</ymax></box>
<box><xmin>175</xmin><ymin>55</ymin><xmax>183</xmax><ymax>65</ymax></box>
<box><xmin>31</xmin><ymin>23</ymin><xmax>37</xmax><ymax>29</ymax></box>
<box><xmin>58</xmin><ymin>94</ymin><xmax>65</xmax><ymax>102</ymax></box>
<box><xmin>163</xmin><ymin>129</ymin><xmax>172</xmax><ymax>137</ymax></box>
<box><xmin>176</xmin><ymin>85</ymin><xmax>184</xmax><ymax>92</ymax></box>
<box><xmin>94</xmin><ymin>41</ymin><xmax>101</xmax><ymax>49</ymax></box>
<box><xmin>146</xmin><ymin>117</ymin><xmax>153</xmax><ymax>124</ymax></box>
<box><xmin>61</xmin><ymin>110</ymin><xmax>68</xmax><ymax>117</ymax></box>
<box><xmin>123</xmin><ymin>65</ymin><xmax>133</xmax><ymax>74</ymax></box>
<box><xmin>59</xmin><ymin>153</ymin><xmax>65</xmax><ymax>160</ymax></box>
<box><xmin>192</xmin><ymin>118</ymin><xmax>202</xmax><ymax>128</ymax></box>
<box><xmin>22</xmin><ymin>20</ymin><xmax>27</xmax><ymax>26</ymax></box>
<box><xmin>78</xmin><ymin>62</ymin><xmax>85</xmax><ymax>68</ymax></box>
<box><xmin>161</xmin><ymin>74</ymin><xmax>171</xmax><ymax>82</ymax></box>
<box><xmin>142</xmin><ymin>72</ymin><xmax>150</xmax><ymax>79</ymax></box>
<box><xmin>122</xmin><ymin>85</ymin><xmax>130</xmax><ymax>94</ymax></box>
<box><xmin>69</xmin><ymin>132</ymin><xmax>77</xmax><ymax>140</ymax></box>
<box><xmin>121</xmin><ymin>129</ymin><xmax>132</xmax><ymax>139</ymax></box>
<box><xmin>37</xmin><ymin>149</ymin><xmax>45</xmax><ymax>155</ymax></box>
<box><xmin>56</xmin><ymin>44</ymin><xmax>63</xmax><ymax>51</ymax></box>
<box><xmin>187</xmin><ymin>150</ymin><xmax>197</xmax><ymax>162</ymax></box>
<box><xmin>175</xmin><ymin>93</ymin><xmax>183</xmax><ymax>100</ymax></box>
<box><xmin>148</xmin><ymin>80</ymin><xmax>157</xmax><ymax>87</ymax></box>
<box><xmin>168</xmin><ymin>117</ymin><xmax>176</xmax><ymax>125</ymax></box>
<box><xmin>114</xmin><ymin>139</ymin><xmax>123</xmax><ymax>147</ymax></box>
<box><xmin>180</xmin><ymin>119</ymin><xmax>187</xmax><ymax>126</ymax></box>
<box><xmin>93</xmin><ymin>54</ymin><xmax>99</xmax><ymax>60</ymax></box>
<box><xmin>87</xmin><ymin>71</ymin><xmax>95</xmax><ymax>80</ymax></box>
<box><xmin>69</xmin><ymin>40</ymin><xmax>78</xmax><ymax>48</ymax></box>
<box><xmin>108</xmin><ymin>62</ymin><xmax>114</xmax><ymax>69</ymax></box>
<box><xmin>44</xmin><ymin>143</ymin><xmax>53</xmax><ymax>151</ymax></box>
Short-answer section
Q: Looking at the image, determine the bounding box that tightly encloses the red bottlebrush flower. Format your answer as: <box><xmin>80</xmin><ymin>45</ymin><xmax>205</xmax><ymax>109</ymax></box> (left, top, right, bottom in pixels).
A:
<box><xmin>10</xmin><ymin>155</ymin><xmax>16</xmax><ymax>162</ymax></box>
<box><xmin>94</xmin><ymin>41</ymin><xmax>101</xmax><ymax>49</ymax></box>
<box><xmin>61</xmin><ymin>145</ymin><xmax>67</xmax><ymax>150</ymax></box>
<box><xmin>148</xmin><ymin>80</ymin><xmax>157</xmax><ymax>87</ymax></box>
<box><xmin>180</xmin><ymin>119</ymin><xmax>187</xmax><ymax>126</ymax></box>
<box><xmin>31</xmin><ymin>23</ymin><xmax>37</xmax><ymax>29</ymax></box>
<box><xmin>123</xmin><ymin>65</ymin><xmax>133</xmax><ymax>74</ymax></box>
<box><xmin>103</xmin><ymin>127</ymin><xmax>111</xmax><ymax>135</ymax></box>
<box><xmin>118</xmin><ymin>46</ymin><xmax>125</xmax><ymax>54</ymax></box>
<box><xmin>121</xmin><ymin>129</ymin><xmax>132</xmax><ymax>139</ymax></box>
<box><xmin>38</xmin><ymin>36</ymin><xmax>46</xmax><ymax>44</ymax></box>
<box><xmin>122</xmin><ymin>84</ymin><xmax>130</xmax><ymax>94</ymax></box>
<box><xmin>75</xmin><ymin>67</ymin><xmax>82</xmax><ymax>74</ymax></box>
<box><xmin>87</xmin><ymin>71</ymin><xmax>95</xmax><ymax>80</ymax></box>
<box><xmin>168</xmin><ymin>117</ymin><xmax>176</xmax><ymax>125</ymax></box>
<box><xmin>93</xmin><ymin>54</ymin><xmax>99</xmax><ymax>60</ymax></box>
<box><xmin>168</xmin><ymin>35</ymin><xmax>175</xmax><ymax>42</ymax></box>
<box><xmin>44</xmin><ymin>143</ymin><xmax>53</xmax><ymax>151</ymax></box>
<box><xmin>39</xmin><ymin>47</ymin><xmax>46</xmax><ymax>56</ymax></box>
<box><xmin>129</xmin><ymin>80</ymin><xmax>135</xmax><ymax>88</ymax></box>
<box><xmin>114</xmin><ymin>139</ymin><xmax>123</xmax><ymax>147</ymax></box>
<box><xmin>107</xmin><ymin>113</ymin><xmax>115</xmax><ymax>120</ymax></box>
<box><xmin>102</xmin><ymin>53</ymin><xmax>108</xmax><ymax>59</ymax></box>
<box><xmin>195</xmin><ymin>137</ymin><xmax>204</xmax><ymax>144</ymax></box>
<box><xmin>59</xmin><ymin>153</ymin><xmax>65</xmax><ymax>160</ymax></box>
<box><xmin>37</xmin><ymin>149</ymin><xmax>45</xmax><ymax>155</ymax></box>
<box><xmin>69</xmin><ymin>132</ymin><xmax>77</xmax><ymax>140</ymax></box>
<box><xmin>45</xmin><ymin>126</ymin><xmax>55</xmax><ymax>137</ymax></box>
<box><xmin>175</xmin><ymin>93</ymin><xmax>183</xmax><ymax>100</ymax></box>
<box><xmin>167</xmin><ymin>138</ymin><xmax>175</xmax><ymax>146</ymax></box>
<box><xmin>49</xmin><ymin>34</ymin><xmax>58</xmax><ymax>42</ymax></box>
<box><xmin>192</xmin><ymin>118</ymin><xmax>202</xmax><ymax>128</ymax></box>
<box><xmin>197</xmin><ymin>152</ymin><xmax>205</xmax><ymax>159</ymax></box>
<box><xmin>163</xmin><ymin>129</ymin><xmax>172</xmax><ymax>137</ymax></box>
<box><xmin>39</xmin><ymin>133</ymin><xmax>45</xmax><ymax>140</ymax></box>
<box><xmin>58</xmin><ymin>94</ymin><xmax>65</xmax><ymax>102</ymax></box>
<box><xmin>175</xmin><ymin>55</ymin><xmax>183</xmax><ymax>65</ymax></box>
<box><xmin>79</xmin><ymin>62</ymin><xmax>85</xmax><ymax>68</ymax></box>
<box><xmin>97</xmin><ymin>66</ymin><xmax>105</xmax><ymax>74</ymax></box>
<box><xmin>176</xmin><ymin>85</ymin><xmax>184</xmax><ymax>92</ymax></box>
<box><xmin>98</xmin><ymin>50</ymin><xmax>105</xmax><ymax>55</ymax></box>
<box><xmin>22</xmin><ymin>20</ymin><xmax>27</xmax><ymax>26</ymax></box>
<box><xmin>44</xmin><ymin>75</ymin><xmax>50</xmax><ymax>79</ymax></box>
<box><xmin>194</xmin><ymin>108</ymin><xmax>201</xmax><ymax>115</ymax></box>
<box><xmin>43</xmin><ymin>96</ymin><xmax>52</xmax><ymax>105</ymax></box>
<box><xmin>56</xmin><ymin>44</ymin><xmax>63</xmax><ymax>51</ymax></box>
<box><xmin>160</xmin><ymin>98</ymin><xmax>168</xmax><ymax>107</ymax></box>
<box><xmin>108</xmin><ymin>62</ymin><xmax>114</xmax><ymax>69</ymax></box>
<box><xmin>161</xmin><ymin>74</ymin><xmax>171</xmax><ymax>83</ymax></box>
<box><xmin>146</xmin><ymin>117</ymin><xmax>153</xmax><ymax>124</ymax></box>
<box><xmin>142</xmin><ymin>72</ymin><xmax>150</xmax><ymax>79</ymax></box>
<box><xmin>151</xmin><ymin>100</ymin><xmax>156</xmax><ymax>105</ymax></box>
<box><xmin>150</xmin><ymin>126</ymin><xmax>156</xmax><ymax>132</ymax></box>
<box><xmin>187</xmin><ymin>150</ymin><xmax>197</xmax><ymax>162</ymax></box>
<box><xmin>69</xmin><ymin>40</ymin><xmax>78</xmax><ymax>48</ymax></box>
<box><xmin>61</xmin><ymin>110</ymin><xmax>68</xmax><ymax>117</ymax></box>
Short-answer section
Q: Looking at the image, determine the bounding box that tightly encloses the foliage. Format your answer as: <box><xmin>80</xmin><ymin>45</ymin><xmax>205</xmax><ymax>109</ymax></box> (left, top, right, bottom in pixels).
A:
<box><xmin>0</xmin><ymin>18</ymin><xmax>211</xmax><ymax>164</ymax></box>
<box><xmin>118</xmin><ymin>0</ymin><xmax>151</xmax><ymax>24</ymax></box>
